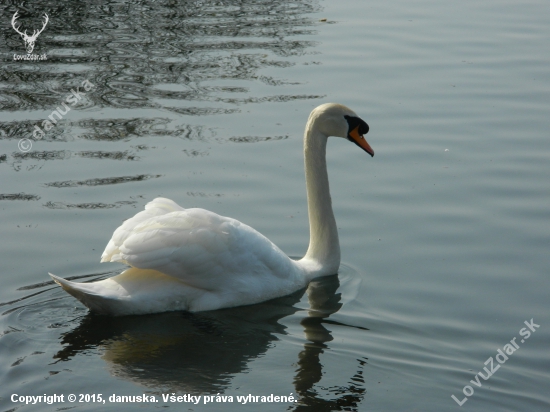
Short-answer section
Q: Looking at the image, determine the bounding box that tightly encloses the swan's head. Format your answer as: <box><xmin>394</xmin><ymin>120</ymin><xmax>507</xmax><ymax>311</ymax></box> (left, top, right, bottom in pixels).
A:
<box><xmin>308</xmin><ymin>103</ymin><xmax>373</xmax><ymax>157</ymax></box>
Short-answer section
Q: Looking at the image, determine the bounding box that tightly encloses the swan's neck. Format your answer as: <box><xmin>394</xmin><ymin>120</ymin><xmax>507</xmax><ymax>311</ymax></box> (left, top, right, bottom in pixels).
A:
<box><xmin>300</xmin><ymin>121</ymin><xmax>340</xmax><ymax>278</ymax></box>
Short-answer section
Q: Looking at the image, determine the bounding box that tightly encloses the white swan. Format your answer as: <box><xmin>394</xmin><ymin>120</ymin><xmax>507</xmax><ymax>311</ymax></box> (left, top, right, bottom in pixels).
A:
<box><xmin>49</xmin><ymin>103</ymin><xmax>373</xmax><ymax>316</ymax></box>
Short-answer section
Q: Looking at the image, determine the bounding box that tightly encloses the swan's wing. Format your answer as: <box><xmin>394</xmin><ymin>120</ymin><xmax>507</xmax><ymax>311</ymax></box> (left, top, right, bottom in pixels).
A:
<box><xmin>101</xmin><ymin>197</ymin><xmax>184</xmax><ymax>263</ymax></box>
<box><xmin>101</xmin><ymin>197</ymin><xmax>297</xmax><ymax>292</ymax></box>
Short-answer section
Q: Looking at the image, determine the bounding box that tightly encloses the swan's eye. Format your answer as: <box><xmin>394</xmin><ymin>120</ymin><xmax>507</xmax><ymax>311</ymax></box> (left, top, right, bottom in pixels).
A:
<box><xmin>344</xmin><ymin>115</ymin><xmax>369</xmax><ymax>137</ymax></box>
<box><xmin>349</xmin><ymin>126</ymin><xmax>362</xmax><ymax>140</ymax></box>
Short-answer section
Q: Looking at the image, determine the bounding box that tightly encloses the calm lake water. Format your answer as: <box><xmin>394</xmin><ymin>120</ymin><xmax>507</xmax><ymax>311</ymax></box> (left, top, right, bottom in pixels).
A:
<box><xmin>1</xmin><ymin>0</ymin><xmax>549</xmax><ymax>411</ymax></box>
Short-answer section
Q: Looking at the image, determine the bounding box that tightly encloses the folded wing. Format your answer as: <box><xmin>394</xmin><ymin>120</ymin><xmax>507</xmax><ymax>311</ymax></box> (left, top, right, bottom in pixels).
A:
<box><xmin>100</xmin><ymin>197</ymin><xmax>298</xmax><ymax>293</ymax></box>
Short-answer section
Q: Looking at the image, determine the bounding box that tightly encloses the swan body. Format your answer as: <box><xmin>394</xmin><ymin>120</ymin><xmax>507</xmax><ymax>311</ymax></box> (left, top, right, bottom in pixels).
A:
<box><xmin>50</xmin><ymin>103</ymin><xmax>373</xmax><ymax>316</ymax></box>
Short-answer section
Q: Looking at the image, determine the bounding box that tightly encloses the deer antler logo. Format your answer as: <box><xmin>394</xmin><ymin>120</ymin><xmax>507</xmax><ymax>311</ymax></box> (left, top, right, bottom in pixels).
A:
<box><xmin>11</xmin><ymin>11</ymin><xmax>49</xmax><ymax>54</ymax></box>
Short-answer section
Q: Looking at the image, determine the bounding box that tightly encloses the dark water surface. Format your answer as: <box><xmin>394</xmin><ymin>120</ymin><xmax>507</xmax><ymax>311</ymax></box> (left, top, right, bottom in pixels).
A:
<box><xmin>1</xmin><ymin>0</ymin><xmax>549</xmax><ymax>411</ymax></box>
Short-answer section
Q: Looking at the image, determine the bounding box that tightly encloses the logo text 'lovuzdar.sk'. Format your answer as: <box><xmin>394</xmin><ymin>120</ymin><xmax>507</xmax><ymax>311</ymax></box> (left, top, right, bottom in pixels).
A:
<box><xmin>451</xmin><ymin>319</ymin><xmax>540</xmax><ymax>406</ymax></box>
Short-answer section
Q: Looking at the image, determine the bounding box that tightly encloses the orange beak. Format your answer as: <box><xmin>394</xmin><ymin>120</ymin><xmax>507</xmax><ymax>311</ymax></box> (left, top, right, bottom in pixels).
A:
<box><xmin>348</xmin><ymin>126</ymin><xmax>374</xmax><ymax>157</ymax></box>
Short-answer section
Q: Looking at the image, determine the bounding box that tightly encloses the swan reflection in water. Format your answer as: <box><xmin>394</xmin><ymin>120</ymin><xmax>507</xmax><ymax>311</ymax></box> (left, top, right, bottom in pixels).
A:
<box><xmin>54</xmin><ymin>274</ymin><xmax>367</xmax><ymax>410</ymax></box>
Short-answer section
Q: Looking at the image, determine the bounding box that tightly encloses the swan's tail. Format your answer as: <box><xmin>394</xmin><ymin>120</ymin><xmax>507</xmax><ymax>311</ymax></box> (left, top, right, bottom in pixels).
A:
<box><xmin>49</xmin><ymin>270</ymin><xmax>193</xmax><ymax>316</ymax></box>
<box><xmin>49</xmin><ymin>273</ymin><xmax>120</xmax><ymax>315</ymax></box>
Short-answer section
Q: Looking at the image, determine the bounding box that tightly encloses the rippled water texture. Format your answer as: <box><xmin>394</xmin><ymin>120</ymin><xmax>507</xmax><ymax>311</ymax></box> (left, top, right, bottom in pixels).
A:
<box><xmin>1</xmin><ymin>0</ymin><xmax>549</xmax><ymax>411</ymax></box>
